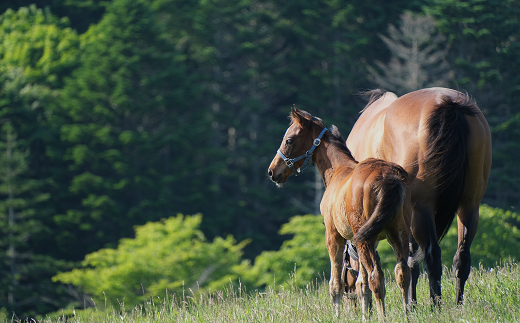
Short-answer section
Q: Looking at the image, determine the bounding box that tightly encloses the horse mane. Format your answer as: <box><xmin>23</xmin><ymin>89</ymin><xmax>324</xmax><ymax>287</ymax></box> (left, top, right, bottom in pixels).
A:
<box><xmin>358</xmin><ymin>89</ymin><xmax>388</xmax><ymax>114</ymax></box>
<box><xmin>326</xmin><ymin>125</ymin><xmax>356</xmax><ymax>161</ymax></box>
<box><xmin>423</xmin><ymin>92</ymin><xmax>479</xmax><ymax>241</ymax></box>
<box><xmin>289</xmin><ymin>109</ymin><xmax>324</xmax><ymax>126</ymax></box>
<box><xmin>291</xmin><ymin>109</ymin><xmax>356</xmax><ymax>161</ymax></box>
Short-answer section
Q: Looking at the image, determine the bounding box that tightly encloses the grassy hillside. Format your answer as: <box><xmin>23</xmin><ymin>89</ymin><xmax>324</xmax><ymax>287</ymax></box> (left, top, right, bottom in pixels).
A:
<box><xmin>22</xmin><ymin>261</ymin><xmax>520</xmax><ymax>323</ymax></box>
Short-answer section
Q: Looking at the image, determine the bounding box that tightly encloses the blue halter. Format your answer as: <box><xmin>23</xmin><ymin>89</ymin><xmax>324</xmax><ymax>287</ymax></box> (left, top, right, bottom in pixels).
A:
<box><xmin>276</xmin><ymin>127</ymin><xmax>328</xmax><ymax>176</ymax></box>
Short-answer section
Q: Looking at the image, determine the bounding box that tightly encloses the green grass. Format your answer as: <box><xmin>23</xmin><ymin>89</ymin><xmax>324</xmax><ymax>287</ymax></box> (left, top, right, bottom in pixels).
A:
<box><xmin>12</xmin><ymin>262</ymin><xmax>520</xmax><ymax>322</ymax></box>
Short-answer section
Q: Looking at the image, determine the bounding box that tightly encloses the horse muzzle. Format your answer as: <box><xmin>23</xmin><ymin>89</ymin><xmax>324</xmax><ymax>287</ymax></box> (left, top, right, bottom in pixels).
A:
<box><xmin>267</xmin><ymin>168</ymin><xmax>282</xmax><ymax>183</ymax></box>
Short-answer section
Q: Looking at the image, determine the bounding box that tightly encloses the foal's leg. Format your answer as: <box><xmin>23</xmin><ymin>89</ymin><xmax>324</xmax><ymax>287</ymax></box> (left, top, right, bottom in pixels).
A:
<box><xmin>343</xmin><ymin>252</ymin><xmax>359</xmax><ymax>308</ymax></box>
<box><xmin>357</xmin><ymin>242</ymin><xmax>386</xmax><ymax>320</ymax></box>
<box><xmin>387</xmin><ymin>228</ymin><xmax>411</xmax><ymax>314</ymax></box>
<box><xmin>325</xmin><ymin>225</ymin><xmax>346</xmax><ymax>317</ymax></box>
<box><xmin>355</xmin><ymin>262</ymin><xmax>371</xmax><ymax>320</ymax></box>
<box><xmin>412</xmin><ymin>204</ymin><xmax>442</xmax><ymax>305</ymax></box>
<box><xmin>453</xmin><ymin>204</ymin><xmax>479</xmax><ymax>305</ymax></box>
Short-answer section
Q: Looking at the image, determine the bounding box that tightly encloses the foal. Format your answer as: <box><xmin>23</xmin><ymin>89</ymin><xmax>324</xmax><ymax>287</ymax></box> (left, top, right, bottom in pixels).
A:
<box><xmin>268</xmin><ymin>108</ymin><xmax>411</xmax><ymax>319</ymax></box>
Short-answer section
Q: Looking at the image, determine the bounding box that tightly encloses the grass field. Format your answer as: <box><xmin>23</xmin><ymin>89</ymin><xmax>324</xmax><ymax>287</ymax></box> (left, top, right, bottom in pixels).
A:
<box><xmin>11</xmin><ymin>261</ymin><xmax>520</xmax><ymax>322</ymax></box>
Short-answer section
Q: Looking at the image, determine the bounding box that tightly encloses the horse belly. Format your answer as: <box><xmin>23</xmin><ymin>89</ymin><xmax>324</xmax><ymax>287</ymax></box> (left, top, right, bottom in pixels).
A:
<box><xmin>330</xmin><ymin>180</ymin><xmax>355</xmax><ymax>240</ymax></box>
<box><xmin>334</xmin><ymin>212</ymin><xmax>354</xmax><ymax>240</ymax></box>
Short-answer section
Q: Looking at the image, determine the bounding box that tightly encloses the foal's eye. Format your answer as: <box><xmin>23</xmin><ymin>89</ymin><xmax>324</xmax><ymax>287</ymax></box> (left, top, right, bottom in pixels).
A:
<box><xmin>286</xmin><ymin>139</ymin><xmax>294</xmax><ymax>145</ymax></box>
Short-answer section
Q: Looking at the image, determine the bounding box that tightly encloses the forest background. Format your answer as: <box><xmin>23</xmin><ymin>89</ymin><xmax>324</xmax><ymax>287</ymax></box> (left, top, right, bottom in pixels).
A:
<box><xmin>0</xmin><ymin>0</ymin><xmax>519</xmax><ymax>319</ymax></box>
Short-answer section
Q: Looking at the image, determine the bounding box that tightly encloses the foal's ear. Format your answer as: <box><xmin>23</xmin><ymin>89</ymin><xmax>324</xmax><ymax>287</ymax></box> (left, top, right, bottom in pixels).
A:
<box><xmin>290</xmin><ymin>106</ymin><xmax>309</xmax><ymax>127</ymax></box>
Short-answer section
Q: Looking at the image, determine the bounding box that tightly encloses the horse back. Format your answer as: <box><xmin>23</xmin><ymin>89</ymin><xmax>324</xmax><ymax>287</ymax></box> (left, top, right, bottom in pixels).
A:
<box><xmin>346</xmin><ymin>91</ymin><xmax>397</xmax><ymax>161</ymax></box>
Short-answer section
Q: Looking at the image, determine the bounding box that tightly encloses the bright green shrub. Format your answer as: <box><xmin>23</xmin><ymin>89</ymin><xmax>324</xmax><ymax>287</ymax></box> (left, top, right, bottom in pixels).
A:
<box><xmin>239</xmin><ymin>215</ymin><xmax>328</xmax><ymax>289</ymax></box>
<box><xmin>53</xmin><ymin>214</ymin><xmax>249</xmax><ymax>308</ymax></box>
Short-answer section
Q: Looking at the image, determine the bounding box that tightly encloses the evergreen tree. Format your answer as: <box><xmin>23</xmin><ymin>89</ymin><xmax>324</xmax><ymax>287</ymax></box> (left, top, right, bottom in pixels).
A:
<box><xmin>0</xmin><ymin>122</ymin><xmax>66</xmax><ymax>318</ymax></box>
<box><xmin>56</xmin><ymin>0</ymin><xmax>210</xmax><ymax>258</ymax></box>
<box><xmin>368</xmin><ymin>12</ymin><xmax>453</xmax><ymax>94</ymax></box>
<box><xmin>0</xmin><ymin>6</ymin><xmax>79</xmax><ymax>317</ymax></box>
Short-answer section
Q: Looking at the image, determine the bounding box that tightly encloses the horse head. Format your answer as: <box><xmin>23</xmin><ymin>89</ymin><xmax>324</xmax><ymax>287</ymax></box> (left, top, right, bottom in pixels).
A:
<box><xmin>267</xmin><ymin>107</ymin><xmax>324</xmax><ymax>185</ymax></box>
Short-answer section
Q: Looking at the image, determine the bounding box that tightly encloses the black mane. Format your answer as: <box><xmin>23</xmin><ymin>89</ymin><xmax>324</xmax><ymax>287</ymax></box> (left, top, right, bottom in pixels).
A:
<box><xmin>327</xmin><ymin>125</ymin><xmax>356</xmax><ymax>161</ymax></box>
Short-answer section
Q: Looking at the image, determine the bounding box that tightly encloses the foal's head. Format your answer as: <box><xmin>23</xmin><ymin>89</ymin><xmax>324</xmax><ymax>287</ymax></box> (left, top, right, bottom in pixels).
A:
<box><xmin>267</xmin><ymin>107</ymin><xmax>324</xmax><ymax>185</ymax></box>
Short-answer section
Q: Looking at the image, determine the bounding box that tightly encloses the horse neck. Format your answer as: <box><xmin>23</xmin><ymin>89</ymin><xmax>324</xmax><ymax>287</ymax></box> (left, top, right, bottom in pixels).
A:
<box><xmin>313</xmin><ymin>139</ymin><xmax>357</xmax><ymax>187</ymax></box>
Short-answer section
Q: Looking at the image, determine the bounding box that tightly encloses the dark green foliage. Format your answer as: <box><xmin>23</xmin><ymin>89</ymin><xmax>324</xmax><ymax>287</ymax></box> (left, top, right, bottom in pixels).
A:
<box><xmin>0</xmin><ymin>6</ymin><xmax>79</xmax><ymax>317</ymax></box>
<box><xmin>0</xmin><ymin>1</ymin><xmax>107</xmax><ymax>33</ymax></box>
<box><xmin>47</xmin><ymin>1</ymin><xmax>214</xmax><ymax>273</ymax></box>
<box><xmin>0</xmin><ymin>122</ymin><xmax>72</xmax><ymax>317</ymax></box>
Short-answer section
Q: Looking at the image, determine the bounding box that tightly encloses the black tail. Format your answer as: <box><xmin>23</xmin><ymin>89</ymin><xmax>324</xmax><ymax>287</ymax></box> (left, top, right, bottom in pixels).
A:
<box><xmin>354</xmin><ymin>175</ymin><xmax>406</xmax><ymax>242</ymax></box>
<box><xmin>423</xmin><ymin>93</ymin><xmax>478</xmax><ymax>241</ymax></box>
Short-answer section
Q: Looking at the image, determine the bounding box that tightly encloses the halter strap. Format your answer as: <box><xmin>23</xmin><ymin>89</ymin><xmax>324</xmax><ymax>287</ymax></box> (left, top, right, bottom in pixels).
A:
<box><xmin>276</xmin><ymin>127</ymin><xmax>328</xmax><ymax>176</ymax></box>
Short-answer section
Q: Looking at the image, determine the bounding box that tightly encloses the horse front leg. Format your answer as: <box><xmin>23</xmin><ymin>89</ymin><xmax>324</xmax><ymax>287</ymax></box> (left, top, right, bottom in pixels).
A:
<box><xmin>453</xmin><ymin>204</ymin><xmax>479</xmax><ymax>305</ymax></box>
<box><xmin>325</xmin><ymin>224</ymin><xmax>346</xmax><ymax>317</ymax></box>
<box><xmin>343</xmin><ymin>250</ymin><xmax>359</xmax><ymax>309</ymax></box>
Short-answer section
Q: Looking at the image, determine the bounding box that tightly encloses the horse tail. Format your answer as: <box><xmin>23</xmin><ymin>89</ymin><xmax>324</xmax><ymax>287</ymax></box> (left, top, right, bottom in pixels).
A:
<box><xmin>354</xmin><ymin>173</ymin><xmax>406</xmax><ymax>243</ymax></box>
<box><xmin>423</xmin><ymin>93</ymin><xmax>479</xmax><ymax>241</ymax></box>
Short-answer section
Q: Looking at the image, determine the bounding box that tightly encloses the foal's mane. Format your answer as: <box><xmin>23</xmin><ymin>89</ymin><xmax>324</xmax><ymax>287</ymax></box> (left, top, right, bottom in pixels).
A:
<box><xmin>291</xmin><ymin>109</ymin><xmax>356</xmax><ymax>161</ymax></box>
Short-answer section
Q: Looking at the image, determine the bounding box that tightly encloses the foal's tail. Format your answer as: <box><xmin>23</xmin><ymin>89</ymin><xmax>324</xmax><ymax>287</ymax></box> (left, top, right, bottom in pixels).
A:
<box><xmin>354</xmin><ymin>174</ymin><xmax>406</xmax><ymax>242</ymax></box>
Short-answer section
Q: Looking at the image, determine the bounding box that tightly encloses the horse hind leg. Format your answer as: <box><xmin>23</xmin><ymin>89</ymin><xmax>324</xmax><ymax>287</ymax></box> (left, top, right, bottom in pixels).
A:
<box><xmin>412</xmin><ymin>204</ymin><xmax>442</xmax><ymax>305</ymax></box>
<box><xmin>395</xmin><ymin>259</ymin><xmax>411</xmax><ymax>313</ymax></box>
<box><xmin>355</xmin><ymin>261</ymin><xmax>371</xmax><ymax>320</ymax></box>
<box><xmin>453</xmin><ymin>204</ymin><xmax>479</xmax><ymax>304</ymax></box>
<box><xmin>386</xmin><ymin>227</ymin><xmax>411</xmax><ymax>314</ymax></box>
<box><xmin>408</xmin><ymin>236</ymin><xmax>421</xmax><ymax>304</ymax></box>
<box><xmin>357</xmin><ymin>242</ymin><xmax>386</xmax><ymax>320</ymax></box>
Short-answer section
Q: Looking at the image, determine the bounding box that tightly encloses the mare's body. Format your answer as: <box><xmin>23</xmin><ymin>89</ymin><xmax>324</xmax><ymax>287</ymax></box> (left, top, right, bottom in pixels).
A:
<box><xmin>346</xmin><ymin>87</ymin><xmax>492</xmax><ymax>304</ymax></box>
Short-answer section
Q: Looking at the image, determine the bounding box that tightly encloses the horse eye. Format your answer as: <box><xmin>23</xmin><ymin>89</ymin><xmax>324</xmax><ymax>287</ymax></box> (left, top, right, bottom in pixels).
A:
<box><xmin>286</xmin><ymin>139</ymin><xmax>294</xmax><ymax>145</ymax></box>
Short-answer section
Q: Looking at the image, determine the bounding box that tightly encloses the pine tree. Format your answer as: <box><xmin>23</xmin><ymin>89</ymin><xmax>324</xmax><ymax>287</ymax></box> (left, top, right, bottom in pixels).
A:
<box><xmin>0</xmin><ymin>122</ymin><xmax>64</xmax><ymax>317</ymax></box>
<box><xmin>56</xmin><ymin>0</ymin><xmax>211</xmax><ymax>258</ymax></box>
<box><xmin>368</xmin><ymin>12</ymin><xmax>453</xmax><ymax>95</ymax></box>
<box><xmin>0</xmin><ymin>6</ymin><xmax>79</xmax><ymax>317</ymax></box>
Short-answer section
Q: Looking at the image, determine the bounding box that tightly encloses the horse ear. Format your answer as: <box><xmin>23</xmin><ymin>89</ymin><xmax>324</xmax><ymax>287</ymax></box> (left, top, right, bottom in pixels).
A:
<box><xmin>290</xmin><ymin>106</ymin><xmax>307</xmax><ymax>126</ymax></box>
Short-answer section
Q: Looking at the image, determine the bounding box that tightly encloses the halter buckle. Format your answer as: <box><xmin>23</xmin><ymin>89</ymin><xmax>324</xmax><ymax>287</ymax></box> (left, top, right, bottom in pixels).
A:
<box><xmin>313</xmin><ymin>138</ymin><xmax>321</xmax><ymax>146</ymax></box>
<box><xmin>285</xmin><ymin>159</ymin><xmax>294</xmax><ymax>167</ymax></box>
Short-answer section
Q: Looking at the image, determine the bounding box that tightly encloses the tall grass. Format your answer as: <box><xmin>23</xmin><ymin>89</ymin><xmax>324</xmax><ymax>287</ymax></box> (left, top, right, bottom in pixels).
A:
<box><xmin>10</xmin><ymin>262</ymin><xmax>520</xmax><ymax>322</ymax></box>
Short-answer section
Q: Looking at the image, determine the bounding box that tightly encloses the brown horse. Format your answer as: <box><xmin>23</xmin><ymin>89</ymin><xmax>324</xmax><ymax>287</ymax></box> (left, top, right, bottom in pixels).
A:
<box><xmin>268</xmin><ymin>108</ymin><xmax>412</xmax><ymax>319</ymax></box>
<box><xmin>346</xmin><ymin>87</ymin><xmax>492</xmax><ymax>305</ymax></box>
